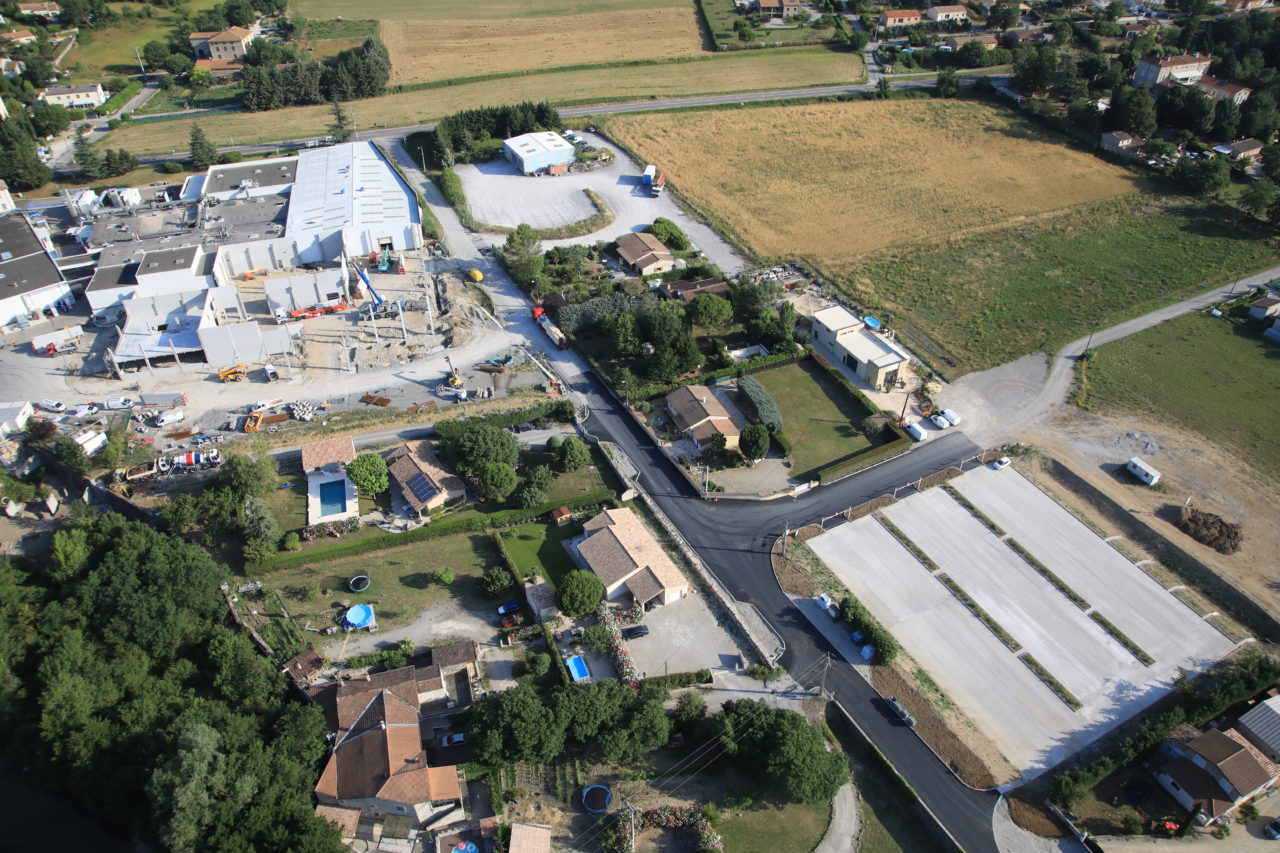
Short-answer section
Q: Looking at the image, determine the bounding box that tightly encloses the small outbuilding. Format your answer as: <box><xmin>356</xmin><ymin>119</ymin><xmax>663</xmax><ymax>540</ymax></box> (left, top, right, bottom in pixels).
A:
<box><xmin>503</xmin><ymin>132</ymin><xmax>575</xmax><ymax>175</ymax></box>
<box><xmin>1249</xmin><ymin>295</ymin><xmax>1280</xmax><ymax>320</ymax></box>
<box><xmin>1126</xmin><ymin>457</ymin><xmax>1161</xmax><ymax>486</ymax></box>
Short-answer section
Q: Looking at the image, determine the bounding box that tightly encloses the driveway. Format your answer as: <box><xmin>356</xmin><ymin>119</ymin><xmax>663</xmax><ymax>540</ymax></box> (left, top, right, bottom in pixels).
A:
<box><xmin>626</xmin><ymin>592</ymin><xmax>748</xmax><ymax>679</ymax></box>
<box><xmin>451</xmin><ymin>131</ymin><xmax>745</xmax><ymax>274</ymax></box>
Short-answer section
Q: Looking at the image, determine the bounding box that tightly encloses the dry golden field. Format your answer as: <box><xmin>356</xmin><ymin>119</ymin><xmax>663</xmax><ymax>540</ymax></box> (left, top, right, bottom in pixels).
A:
<box><xmin>106</xmin><ymin>49</ymin><xmax>861</xmax><ymax>154</ymax></box>
<box><xmin>383</xmin><ymin>8</ymin><xmax>702</xmax><ymax>85</ymax></box>
<box><xmin>608</xmin><ymin>99</ymin><xmax>1141</xmax><ymax>262</ymax></box>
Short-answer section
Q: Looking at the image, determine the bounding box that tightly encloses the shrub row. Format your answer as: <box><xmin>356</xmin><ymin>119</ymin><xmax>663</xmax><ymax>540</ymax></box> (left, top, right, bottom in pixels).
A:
<box><xmin>630</xmin><ymin>350</ymin><xmax>808</xmax><ymax>400</ymax></box>
<box><xmin>100</xmin><ymin>81</ymin><xmax>143</xmax><ymax>116</ymax></box>
<box><xmin>1005</xmin><ymin>538</ymin><xmax>1089</xmax><ymax>611</ymax></box>
<box><xmin>544</xmin><ymin>624</ymin><xmax>573</xmax><ymax>685</ymax></box>
<box><xmin>433</xmin><ymin>398</ymin><xmax>577</xmax><ymax>439</ymax></box>
<box><xmin>555</xmin><ymin>292</ymin><xmax>632</xmax><ymax>336</ymax></box>
<box><xmin>1020</xmin><ymin>653</ymin><xmax>1082</xmax><ymax>711</ymax></box>
<box><xmin>814</xmin><ymin>435</ymin><xmax>912</xmax><ymax>484</ymax></box>
<box><xmin>876</xmin><ymin>516</ymin><xmax>941</xmax><ymax>573</ymax></box>
<box><xmin>838</xmin><ymin>594</ymin><xmax>900</xmax><ymax>665</ymax></box>
<box><xmin>641</xmin><ymin>669</ymin><xmax>713</xmax><ymax>688</ymax></box>
<box><xmin>1089</xmin><ymin>612</ymin><xmax>1155</xmax><ymax>666</ymax></box>
<box><xmin>493</xmin><ymin>531</ymin><xmax>524</xmax><ymax>587</ymax></box>
<box><xmin>258</xmin><ymin>491</ymin><xmax>613</xmax><ymax>572</ymax></box>
<box><xmin>941</xmin><ymin>485</ymin><xmax>1006</xmax><ymax>537</ymax></box>
<box><xmin>432</xmin><ymin>169</ymin><xmax>482</xmax><ymax>231</ymax></box>
<box><xmin>1049</xmin><ymin>654</ymin><xmax>1280</xmax><ymax>807</ymax></box>
<box><xmin>936</xmin><ymin>573</ymin><xmax>1022</xmax><ymax>653</ymax></box>
<box><xmin>771</xmin><ymin>430</ymin><xmax>793</xmax><ymax>457</ymax></box>
<box><xmin>735</xmin><ymin>375</ymin><xmax>782</xmax><ymax>433</ymax></box>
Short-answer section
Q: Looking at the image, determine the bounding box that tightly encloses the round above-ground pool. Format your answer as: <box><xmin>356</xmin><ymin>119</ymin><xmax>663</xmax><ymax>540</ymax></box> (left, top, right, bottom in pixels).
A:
<box><xmin>344</xmin><ymin>604</ymin><xmax>374</xmax><ymax>629</ymax></box>
<box><xmin>583</xmin><ymin>784</ymin><xmax>612</xmax><ymax>813</ymax></box>
<box><xmin>348</xmin><ymin>575</ymin><xmax>371</xmax><ymax>593</ymax></box>
<box><xmin>452</xmin><ymin>843</ymin><xmax>477</xmax><ymax>853</ymax></box>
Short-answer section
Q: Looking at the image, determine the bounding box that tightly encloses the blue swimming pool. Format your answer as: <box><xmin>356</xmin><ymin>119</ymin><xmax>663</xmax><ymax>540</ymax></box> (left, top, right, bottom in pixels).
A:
<box><xmin>566</xmin><ymin>655</ymin><xmax>589</xmax><ymax>682</ymax></box>
<box><xmin>318</xmin><ymin>480</ymin><xmax>347</xmax><ymax>516</ymax></box>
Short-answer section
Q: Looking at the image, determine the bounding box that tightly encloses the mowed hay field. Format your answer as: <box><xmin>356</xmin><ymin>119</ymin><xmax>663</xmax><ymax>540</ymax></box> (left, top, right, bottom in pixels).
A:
<box><xmin>106</xmin><ymin>48</ymin><xmax>860</xmax><ymax>153</ymax></box>
<box><xmin>607</xmin><ymin>99</ymin><xmax>1140</xmax><ymax>261</ymax></box>
<box><xmin>383</xmin><ymin>8</ymin><xmax>702</xmax><ymax>85</ymax></box>
<box><xmin>296</xmin><ymin>0</ymin><xmax>702</xmax><ymax>85</ymax></box>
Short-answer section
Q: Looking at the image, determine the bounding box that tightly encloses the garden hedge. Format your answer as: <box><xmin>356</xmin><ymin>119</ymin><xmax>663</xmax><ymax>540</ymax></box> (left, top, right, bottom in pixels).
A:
<box><xmin>815</xmin><ymin>436</ymin><xmax>912</xmax><ymax>484</ymax></box>
<box><xmin>433</xmin><ymin>399</ymin><xmax>576</xmax><ymax>439</ymax></box>
<box><xmin>839</xmin><ymin>595</ymin><xmax>899</xmax><ymax>665</ymax></box>
<box><xmin>544</xmin><ymin>624</ymin><xmax>573</xmax><ymax>685</ymax></box>
<box><xmin>736</xmin><ymin>375</ymin><xmax>782</xmax><ymax>433</ymax></box>
<box><xmin>641</xmin><ymin>669</ymin><xmax>713</xmax><ymax>688</ymax></box>
<box><xmin>100</xmin><ymin>81</ymin><xmax>143</xmax><ymax>115</ymax></box>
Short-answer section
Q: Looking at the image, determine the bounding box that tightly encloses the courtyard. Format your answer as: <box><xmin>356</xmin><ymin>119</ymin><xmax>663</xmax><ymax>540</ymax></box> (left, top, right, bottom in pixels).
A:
<box><xmin>806</xmin><ymin>466</ymin><xmax>1237</xmax><ymax>778</ymax></box>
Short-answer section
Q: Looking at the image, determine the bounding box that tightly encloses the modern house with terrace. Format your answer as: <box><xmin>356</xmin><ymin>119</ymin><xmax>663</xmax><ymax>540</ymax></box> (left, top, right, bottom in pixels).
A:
<box><xmin>809</xmin><ymin>304</ymin><xmax>910</xmax><ymax>391</ymax></box>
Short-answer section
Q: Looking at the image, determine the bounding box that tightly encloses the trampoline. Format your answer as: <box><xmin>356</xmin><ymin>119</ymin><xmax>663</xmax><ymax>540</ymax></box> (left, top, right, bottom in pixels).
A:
<box><xmin>566</xmin><ymin>655</ymin><xmax>590</xmax><ymax>682</ymax></box>
<box><xmin>348</xmin><ymin>575</ymin><xmax>371</xmax><ymax>593</ymax></box>
<box><xmin>344</xmin><ymin>604</ymin><xmax>375</xmax><ymax>629</ymax></box>
<box><xmin>583</xmin><ymin>784</ymin><xmax>612</xmax><ymax>813</ymax></box>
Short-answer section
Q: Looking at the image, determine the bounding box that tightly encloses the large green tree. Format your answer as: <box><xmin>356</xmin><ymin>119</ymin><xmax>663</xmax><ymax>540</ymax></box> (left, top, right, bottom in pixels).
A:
<box><xmin>470</xmin><ymin>683</ymin><xmax>566</xmax><ymax>765</ymax></box>
<box><xmin>557</xmin><ymin>569</ymin><xmax>604</xmax><ymax>617</ymax></box>
<box><xmin>687</xmin><ymin>293</ymin><xmax>732</xmax><ymax>330</ymax></box>
<box><xmin>740</xmin><ymin>424</ymin><xmax>770</xmax><ymax>462</ymax></box>
<box><xmin>557</xmin><ymin>436</ymin><xmax>591</xmax><ymax>473</ymax></box>
<box><xmin>479</xmin><ymin>462</ymin><xmax>518</xmax><ymax>502</ymax></box>
<box><xmin>219</xmin><ymin>450</ymin><xmax>278</xmax><ymax>499</ymax></box>
<box><xmin>441</xmin><ymin>422</ymin><xmax>519</xmax><ymax>476</ymax></box>
<box><xmin>346</xmin><ymin>452</ymin><xmax>389</xmax><ymax>495</ymax></box>
<box><xmin>188</xmin><ymin>123</ymin><xmax>217</xmax><ymax>170</ymax></box>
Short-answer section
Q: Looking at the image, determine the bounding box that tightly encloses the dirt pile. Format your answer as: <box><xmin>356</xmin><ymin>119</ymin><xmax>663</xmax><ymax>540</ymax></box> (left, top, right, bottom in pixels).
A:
<box><xmin>1177</xmin><ymin>506</ymin><xmax>1243</xmax><ymax>554</ymax></box>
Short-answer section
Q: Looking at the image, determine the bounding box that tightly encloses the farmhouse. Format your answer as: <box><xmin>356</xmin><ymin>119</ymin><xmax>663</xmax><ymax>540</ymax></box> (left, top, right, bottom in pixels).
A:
<box><xmin>615</xmin><ymin>232</ymin><xmax>674</xmax><ymax>276</ymax></box>
<box><xmin>189</xmin><ymin>26</ymin><xmax>253</xmax><ymax>60</ymax></box>
<box><xmin>759</xmin><ymin>0</ymin><xmax>804</xmax><ymax>16</ymax></box>
<box><xmin>1155</xmin><ymin>725</ymin><xmax>1280</xmax><ymax>824</ymax></box>
<box><xmin>1133</xmin><ymin>54</ymin><xmax>1213</xmax><ymax>87</ymax></box>
<box><xmin>502</xmin><ymin>131</ymin><xmax>575</xmax><ymax>175</ymax></box>
<box><xmin>665</xmin><ymin>384</ymin><xmax>741</xmax><ymax>450</ymax></box>
<box><xmin>574</xmin><ymin>507</ymin><xmax>688</xmax><ymax>607</ymax></box>
<box><xmin>809</xmin><ymin>304</ymin><xmax>909</xmax><ymax>391</ymax></box>
<box><xmin>385</xmin><ymin>440</ymin><xmax>465</xmax><ymax>518</ymax></box>
<box><xmin>16</xmin><ymin>2</ymin><xmax>59</xmax><ymax>21</ymax></box>
<box><xmin>1100</xmin><ymin>130</ymin><xmax>1145</xmax><ymax>158</ymax></box>
<box><xmin>1195</xmin><ymin>76</ymin><xmax>1251</xmax><ymax>105</ymax></box>
<box><xmin>659</xmin><ymin>278</ymin><xmax>730</xmax><ymax>303</ymax></box>
<box><xmin>312</xmin><ymin>666</ymin><xmax>466</xmax><ymax>823</ymax></box>
<box><xmin>1249</xmin><ymin>295</ymin><xmax>1280</xmax><ymax>320</ymax></box>
<box><xmin>926</xmin><ymin>5</ymin><xmax>969</xmax><ymax>21</ymax></box>
<box><xmin>0</xmin><ymin>213</ymin><xmax>71</xmax><ymax>328</ymax></box>
<box><xmin>300</xmin><ymin>435</ymin><xmax>359</xmax><ymax>526</ymax></box>
<box><xmin>945</xmin><ymin>33</ymin><xmax>998</xmax><ymax>50</ymax></box>
<box><xmin>39</xmin><ymin>83</ymin><xmax>107</xmax><ymax>110</ymax></box>
<box><xmin>879</xmin><ymin>9</ymin><xmax>922</xmax><ymax>26</ymax></box>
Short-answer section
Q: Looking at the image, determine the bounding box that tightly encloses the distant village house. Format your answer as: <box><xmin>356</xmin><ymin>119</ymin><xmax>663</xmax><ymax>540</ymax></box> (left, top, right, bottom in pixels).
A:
<box><xmin>879</xmin><ymin>9</ymin><xmax>922</xmax><ymax>26</ymax></box>
<box><xmin>615</xmin><ymin>232</ymin><xmax>674</xmax><ymax>277</ymax></box>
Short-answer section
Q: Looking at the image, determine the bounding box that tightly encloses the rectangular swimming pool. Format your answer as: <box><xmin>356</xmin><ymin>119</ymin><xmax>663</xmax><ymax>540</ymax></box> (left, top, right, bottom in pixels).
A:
<box><xmin>566</xmin><ymin>655</ymin><xmax>589</xmax><ymax>682</ymax></box>
<box><xmin>318</xmin><ymin>480</ymin><xmax>347</xmax><ymax>517</ymax></box>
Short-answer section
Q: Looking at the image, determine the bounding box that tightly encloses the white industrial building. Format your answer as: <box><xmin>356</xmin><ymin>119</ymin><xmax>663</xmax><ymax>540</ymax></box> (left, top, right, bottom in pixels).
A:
<box><xmin>189</xmin><ymin>156</ymin><xmax>300</xmax><ymax>201</ymax></box>
<box><xmin>212</xmin><ymin>233</ymin><xmax>350</xmax><ymax>322</ymax></box>
<box><xmin>502</xmin><ymin>132</ymin><xmax>575</xmax><ymax>175</ymax></box>
<box><xmin>0</xmin><ymin>213</ymin><xmax>74</xmax><ymax>328</ymax></box>
<box><xmin>810</xmin><ymin>304</ymin><xmax>911</xmax><ymax>391</ymax></box>
<box><xmin>85</xmin><ymin>245</ymin><xmax>217</xmax><ymax>311</ymax></box>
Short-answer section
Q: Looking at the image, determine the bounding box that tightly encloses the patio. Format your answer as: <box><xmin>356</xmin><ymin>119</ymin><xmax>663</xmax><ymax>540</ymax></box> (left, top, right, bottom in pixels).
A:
<box><xmin>306</xmin><ymin>469</ymin><xmax>358</xmax><ymax>526</ymax></box>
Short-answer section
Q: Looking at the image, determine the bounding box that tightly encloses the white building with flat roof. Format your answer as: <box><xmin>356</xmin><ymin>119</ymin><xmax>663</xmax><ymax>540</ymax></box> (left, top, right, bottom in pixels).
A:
<box><xmin>502</xmin><ymin>131</ymin><xmax>575</xmax><ymax>175</ymax></box>
<box><xmin>810</xmin><ymin>304</ymin><xmax>911</xmax><ymax>391</ymax></box>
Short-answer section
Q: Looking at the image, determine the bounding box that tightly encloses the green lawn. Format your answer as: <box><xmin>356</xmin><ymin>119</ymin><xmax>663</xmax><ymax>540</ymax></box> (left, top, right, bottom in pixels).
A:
<box><xmin>1079</xmin><ymin>305</ymin><xmax>1280</xmax><ymax>477</ymax></box>
<box><xmin>702</xmin><ymin>0</ymin><xmax>844</xmax><ymax>48</ymax></box>
<box><xmin>499</xmin><ymin>521</ymin><xmax>583</xmax><ymax>589</ymax></box>
<box><xmin>263</xmin><ymin>531</ymin><xmax>500</xmax><ymax>629</ymax></box>
<box><xmin>67</xmin><ymin>0</ymin><xmax>222</xmax><ymax>80</ymax></box>
<box><xmin>849</xmin><ymin>195</ymin><xmax>1279</xmax><ymax>377</ymax></box>
<box><xmin>753</xmin><ymin>360</ymin><xmax>874</xmax><ymax>481</ymax></box>
<box><xmin>261</xmin><ymin>471</ymin><xmax>383</xmax><ymax>550</ymax></box>
<box><xmin>134</xmin><ymin>83</ymin><xmax>243</xmax><ymax>116</ymax></box>
<box><xmin>718</xmin><ymin>800</ymin><xmax>832</xmax><ymax>852</ymax></box>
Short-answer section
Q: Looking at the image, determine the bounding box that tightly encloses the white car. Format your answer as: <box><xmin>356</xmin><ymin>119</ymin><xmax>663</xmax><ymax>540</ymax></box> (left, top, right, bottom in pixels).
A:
<box><xmin>74</xmin><ymin>404</ymin><xmax>99</xmax><ymax>418</ymax></box>
<box><xmin>930</xmin><ymin>414</ymin><xmax>950</xmax><ymax>429</ymax></box>
<box><xmin>39</xmin><ymin>399</ymin><xmax>66</xmax><ymax>413</ymax></box>
<box><xmin>940</xmin><ymin>408</ymin><xmax>962</xmax><ymax>426</ymax></box>
<box><xmin>437</xmin><ymin>732</ymin><xmax>466</xmax><ymax>748</ymax></box>
<box><xmin>904</xmin><ymin>421</ymin><xmax>927</xmax><ymax>441</ymax></box>
<box><xmin>991</xmin><ymin>456</ymin><xmax>1011</xmax><ymax>470</ymax></box>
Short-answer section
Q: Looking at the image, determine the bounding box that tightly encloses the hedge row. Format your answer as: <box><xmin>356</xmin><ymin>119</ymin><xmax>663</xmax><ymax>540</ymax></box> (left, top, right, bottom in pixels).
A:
<box><xmin>736</xmin><ymin>375</ymin><xmax>782</xmax><ymax>433</ymax></box>
<box><xmin>936</xmin><ymin>573</ymin><xmax>1022</xmax><ymax>653</ymax></box>
<box><xmin>1049</xmin><ymin>654</ymin><xmax>1280</xmax><ymax>808</ymax></box>
<box><xmin>641</xmin><ymin>669</ymin><xmax>713</xmax><ymax>688</ymax></box>
<box><xmin>100</xmin><ymin>81</ymin><xmax>143</xmax><ymax>115</ymax></box>
<box><xmin>839</xmin><ymin>594</ymin><xmax>900</xmax><ymax>665</ymax></box>
<box><xmin>816</xmin><ymin>436</ymin><xmax>912</xmax><ymax>484</ymax></box>
<box><xmin>1006</xmin><ymin>538</ymin><xmax>1089</xmax><ymax>611</ymax></box>
<box><xmin>258</xmin><ymin>491</ymin><xmax>613</xmax><ymax>572</ymax></box>
<box><xmin>544</xmin><ymin>623</ymin><xmax>573</xmax><ymax>685</ymax></box>
<box><xmin>434</xmin><ymin>398</ymin><xmax>576</xmax><ymax>439</ymax></box>
<box><xmin>631</xmin><ymin>350</ymin><xmax>808</xmax><ymax>400</ymax></box>
<box><xmin>1020</xmin><ymin>653</ymin><xmax>1082</xmax><ymax>711</ymax></box>
<box><xmin>1089</xmin><ymin>611</ymin><xmax>1155</xmax><ymax>666</ymax></box>
<box><xmin>432</xmin><ymin>169</ymin><xmax>481</xmax><ymax>231</ymax></box>
<box><xmin>771</xmin><ymin>431</ymin><xmax>793</xmax><ymax>457</ymax></box>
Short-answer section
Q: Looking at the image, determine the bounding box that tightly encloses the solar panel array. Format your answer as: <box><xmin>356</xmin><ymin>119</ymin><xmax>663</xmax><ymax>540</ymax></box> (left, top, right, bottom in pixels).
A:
<box><xmin>406</xmin><ymin>472</ymin><xmax>438</xmax><ymax>503</ymax></box>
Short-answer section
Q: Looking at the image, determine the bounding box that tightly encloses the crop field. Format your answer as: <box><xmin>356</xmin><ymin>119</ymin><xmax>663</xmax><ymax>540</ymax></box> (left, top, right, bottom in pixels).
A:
<box><xmin>608</xmin><ymin>99</ymin><xmax>1278</xmax><ymax>375</ymax></box>
<box><xmin>104</xmin><ymin>48</ymin><xmax>860</xmax><ymax>153</ymax></box>
<box><xmin>1080</xmin><ymin>307</ymin><xmax>1280</xmax><ymax>477</ymax></box>
<box><xmin>294</xmin><ymin>0</ymin><xmax>672</xmax><ymax>21</ymax></box>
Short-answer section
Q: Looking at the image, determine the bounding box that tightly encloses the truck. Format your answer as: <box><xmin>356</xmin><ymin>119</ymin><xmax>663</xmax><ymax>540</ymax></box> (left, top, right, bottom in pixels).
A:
<box><xmin>642</xmin><ymin>165</ymin><xmax>656</xmax><ymax>185</ymax></box>
<box><xmin>31</xmin><ymin>325</ymin><xmax>83</xmax><ymax>355</ymax></box>
<box><xmin>536</xmin><ymin>314</ymin><xmax>568</xmax><ymax>349</ymax></box>
<box><xmin>139</xmin><ymin>392</ymin><xmax>189</xmax><ymax>408</ymax></box>
<box><xmin>171</xmin><ymin>449</ymin><xmax>221</xmax><ymax>468</ymax></box>
<box><xmin>651</xmin><ymin>173</ymin><xmax>666</xmax><ymax>197</ymax></box>
<box><xmin>218</xmin><ymin>364</ymin><xmax>248</xmax><ymax>383</ymax></box>
<box><xmin>251</xmin><ymin>397</ymin><xmax>286</xmax><ymax>413</ymax></box>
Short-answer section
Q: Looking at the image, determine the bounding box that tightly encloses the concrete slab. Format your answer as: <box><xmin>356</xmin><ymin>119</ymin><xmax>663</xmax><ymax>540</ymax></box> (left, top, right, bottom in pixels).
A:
<box><xmin>809</xmin><ymin>516</ymin><xmax>1075</xmax><ymax>775</ymax></box>
<box><xmin>952</xmin><ymin>466</ymin><xmax>1234</xmax><ymax>675</ymax></box>
<box><xmin>625</xmin><ymin>592</ymin><xmax>746</xmax><ymax>678</ymax></box>
<box><xmin>884</xmin><ymin>488</ymin><xmax>1140</xmax><ymax>705</ymax></box>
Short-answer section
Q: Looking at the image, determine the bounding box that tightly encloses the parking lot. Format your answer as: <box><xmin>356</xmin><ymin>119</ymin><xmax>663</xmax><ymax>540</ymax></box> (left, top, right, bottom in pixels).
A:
<box><xmin>452</xmin><ymin>131</ymin><xmax>744</xmax><ymax>274</ymax></box>
<box><xmin>624</xmin><ymin>592</ymin><xmax>749</xmax><ymax>679</ymax></box>
<box><xmin>806</xmin><ymin>466</ymin><xmax>1237</xmax><ymax>778</ymax></box>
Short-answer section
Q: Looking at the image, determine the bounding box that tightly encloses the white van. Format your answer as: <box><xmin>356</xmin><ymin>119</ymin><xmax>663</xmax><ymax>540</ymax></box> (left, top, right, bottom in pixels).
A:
<box><xmin>105</xmin><ymin>397</ymin><xmax>135</xmax><ymax>410</ymax></box>
<box><xmin>154</xmin><ymin>408</ymin><xmax>185</xmax><ymax>427</ymax></box>
<box><xmin>904</xmin><ymin>421</ymin><xmax>927</xmax><ymax>442</ymax></box>
<box><xmin>39</xmin><ymin>399</ymin><xmax>65</xmax><ymax>413</ymax></box>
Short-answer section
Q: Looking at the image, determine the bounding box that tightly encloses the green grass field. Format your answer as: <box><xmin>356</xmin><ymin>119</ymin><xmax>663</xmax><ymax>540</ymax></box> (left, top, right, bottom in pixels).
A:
<box><xmin>134</xmin><ymin>83</ymin><xmax>243</xmax><ymax>115</ymax></box>
<box><xmin>1078</xmin><ymin>306</ymin><xmax>1280</xmax><ymax>477</ymax></box>
<box><xmin>67</xmin><ymin>0</ymin><xmax>222</xmax><ymax>81</ymax></box>
<box><xmin>848</xmin><ymin>195</ymin><xmax>1279</xmax><ymax>377</ymax></box>
<box><xmin>753</xmin><ymin>360</ymin><xmax>874</xmax><ymax>481</ymax></box>
<box><xmin>718</xmin><ymin>800</ymin><xmax>832</xmax><ymax>852</ymax></box>
<box><xmin>264</xmin><ymin>531</ymin><xmax>500</xmax><ymax>628</ymax></box>
<box><xmin>498</xmin><ymin>521</ymin><xmax>583</xmax><ymax>589</ymax></box>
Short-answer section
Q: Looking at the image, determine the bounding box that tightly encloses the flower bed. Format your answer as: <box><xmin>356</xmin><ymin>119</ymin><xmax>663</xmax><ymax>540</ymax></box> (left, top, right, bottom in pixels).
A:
<box><xmin>596</xmin><ymin>602</ymin><xmax>639</xmax><ymax>684</ymax></box>
<box><xmin>301</xmin><ymin>516</ymin><xmax>361</xmax><ymax>540</ymax></box>
<box><xmin>603</xmin><ymin>804</ymin><xmax>722</xmax><ymax>853</ymax></box>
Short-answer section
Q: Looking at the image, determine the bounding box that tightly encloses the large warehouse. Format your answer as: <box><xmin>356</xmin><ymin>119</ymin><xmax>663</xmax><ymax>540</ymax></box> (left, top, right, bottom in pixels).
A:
<box><xmin>503</xmin><ymin>132</ymin><xmax>574</xmax><ymax>175</ymax></box>
<box><xmin>0</xmin><ymin>213</ymin><xmax>74</xmax><ymax>327</ymax></box>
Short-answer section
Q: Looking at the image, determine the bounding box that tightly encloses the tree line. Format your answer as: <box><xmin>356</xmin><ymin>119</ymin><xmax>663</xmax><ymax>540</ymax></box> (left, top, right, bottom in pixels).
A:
<box><xmin>423</xmin><ymin>101</ymin><xmax>562</xmax><ymax>168</ymax></box>
<box><xmin>240</xmin><ymin>37</ymin><xmax>391</xmax><ymax>112</ymax></box>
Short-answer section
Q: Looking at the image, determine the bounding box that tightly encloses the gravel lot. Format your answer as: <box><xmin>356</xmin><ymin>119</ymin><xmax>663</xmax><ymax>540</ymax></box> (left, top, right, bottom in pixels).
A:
<box><xmin>453</xmin><ymin>131</ymin><xmax>745</xmax><ymax>274</ymax></box>
<box><xmin>626</xmin><ymin>592</ymin><xmax>749</xmax><ymax>678</ymax></box>
<box><xmin>808</xmin><ymin>515</ymin><xmax>1076</xmax><ymax>777</ymax></box>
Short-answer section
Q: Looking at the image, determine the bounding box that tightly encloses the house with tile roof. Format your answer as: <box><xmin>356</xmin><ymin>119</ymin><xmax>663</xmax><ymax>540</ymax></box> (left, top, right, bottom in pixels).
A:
<box><xmin>573</xmin><ymin>507</ymin><xmax>688</xmax><ymax>607</ymax></box>
<box><xmin>189</xmin><ymin>25</ymin><xmax>252</xmax><ymax>60</ymax></box>
<box><xmin>615</xmin><ymin>232</ymin><xmax>674</xmax><ymax>277</ymax></box>
<box><xmin>386</xmin><ymin>440</ymin><xmax>465</xmax><ymax>518</ymax></box>
<box><xmin>312</xmin><ymin>665</ymin><xmax>466</xmax><ymax>824</ymax></box>
<box><xmin>300</xmin><ymin>434</ymin><xmax>358</xmax><ymax>526</ymax></box>
<box><xmin>1155</xmin><ymin>725</ymin><xmax>1280</xmax><ymax>824</ymax></box>
<box><xmin>665</xmin><ymin>384</ymin><xmax>741</xmax><ymax>450</ymax></box>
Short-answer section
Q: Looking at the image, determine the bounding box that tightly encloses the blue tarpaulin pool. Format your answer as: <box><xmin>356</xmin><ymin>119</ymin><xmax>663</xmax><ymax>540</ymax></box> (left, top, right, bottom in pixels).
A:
<box><xmin>318</xmin><ymin>480</ymin><xmax>347</xmax><ymax>516</ymax></box>
<box><xmin>566</xmin><ymin>655</ymin><xmax>589</xmax><ymax>681</ymax></box>
<box><xmin>344</xmin><ymin>604</ymin><xmax>374</xmax><ymax>629</ymax></box>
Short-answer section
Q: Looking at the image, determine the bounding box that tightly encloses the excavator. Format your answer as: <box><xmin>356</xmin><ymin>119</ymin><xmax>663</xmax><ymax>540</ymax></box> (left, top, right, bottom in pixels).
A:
<box><xmin>218</xmin><ymin>364</ymin><xmax>248</xmax><ymax>383</ymax></box>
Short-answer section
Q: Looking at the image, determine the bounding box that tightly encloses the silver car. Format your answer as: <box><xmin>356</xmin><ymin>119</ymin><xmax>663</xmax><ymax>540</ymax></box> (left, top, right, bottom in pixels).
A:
<box><xmin>930</xmin><ymin>414</ymin><xmax>950</xmax><ymax>429</ymax></box>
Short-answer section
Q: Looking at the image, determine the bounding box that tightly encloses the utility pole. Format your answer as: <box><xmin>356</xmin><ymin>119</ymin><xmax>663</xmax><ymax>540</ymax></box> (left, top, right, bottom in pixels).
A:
<box><xmin>133</xmin><ymin>47</ymin><xmax>147</xmax><ymax>81</ymax></box>
<box><xmin>781</xmin><ymin>522</ymin><xmax>789</xmax><ymax>557</ymax></box>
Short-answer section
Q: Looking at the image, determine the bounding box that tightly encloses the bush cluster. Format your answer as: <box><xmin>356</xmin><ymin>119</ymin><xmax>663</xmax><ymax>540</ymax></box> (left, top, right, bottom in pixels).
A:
<box><xmin>641</xmin><ymin>669</ymin><xmax>713</xmax><ymax>688</ymax></box>
<box><xmin>734</xmin><ymin>376</ymin><xmax>782</xmax><ymax>433</ymax></box>
<box><xmin>556</xmin><ymin>292</ymin><xmax>632</xmax><ymax>335</ymax></box>
<box><xmin>839</xmin><ymin>594</ymin><xmax>900</xmax><ymax>665</ymax></box>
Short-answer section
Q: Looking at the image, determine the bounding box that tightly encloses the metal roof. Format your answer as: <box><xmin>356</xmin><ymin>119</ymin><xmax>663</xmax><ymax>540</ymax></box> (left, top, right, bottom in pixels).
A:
<box><xmin>285</xmin><ymin>141</ymin><xmax>417</xmax><ymax>241</ymax></box>
<box><xmin>0</xmin><ymin>212</ymin><xmax>64</xmax><ymax>298</ymax></box>
<box><xmin>1241</xmin><ymin>696</ymin><xmax>1280</xmax><ymax>753</ymax></box>
<box><xmin>204</xmin><ymin>157</ymin><xmax>298</xmax><ymax>195</ymax></box>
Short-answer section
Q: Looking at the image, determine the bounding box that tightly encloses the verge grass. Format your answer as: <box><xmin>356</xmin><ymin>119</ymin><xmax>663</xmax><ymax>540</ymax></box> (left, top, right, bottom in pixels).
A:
<box><xmin>753</xmin><ymin>359</ymin><xmax>873</xmax><ymax>481</ymax></box>
<box><xmin>717</xmin><ymin>800</ymin><xmax>832</xmax><ymax>852</ymax></box>
<box><xmin>1079</xmin><ymin>307</ymin><xmax>1280</xmax><ymax>478</ymax></box>
<box><xmin>103</xmin><ymin>48</ymin><xmax>862</xmax><ymax>154</ymax></box>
